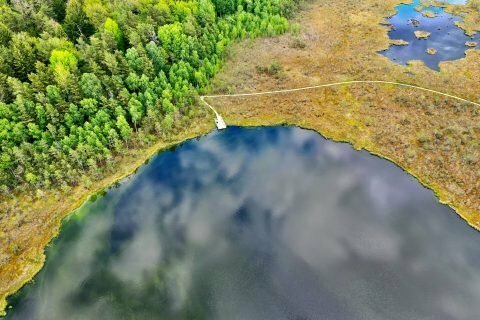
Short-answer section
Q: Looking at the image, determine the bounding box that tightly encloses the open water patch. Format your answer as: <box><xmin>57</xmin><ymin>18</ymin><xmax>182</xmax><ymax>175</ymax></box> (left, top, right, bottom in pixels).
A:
<box><xmin>5</xmin><ymin>126</ymin><xmax>480</xmax><ymax>320</ymax></box>
<box><xmin>380</xmin><ymin>0</ymin><xmax>479</xmax><ymax>70</ymax></box>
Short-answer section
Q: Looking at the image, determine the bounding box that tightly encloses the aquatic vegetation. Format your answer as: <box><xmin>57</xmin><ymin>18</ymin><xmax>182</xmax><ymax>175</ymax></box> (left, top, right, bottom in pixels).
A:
<box><xmin>414</xmin><ymin>30</ymin><xmax>431</xmax><ymax>39</ymax></box>
<box><xmin>381</xmin><ymin>0</ymin><xmax>480</xmax><ymax>70</ymax></box>
<box><xmin>390</xmin><ymin>39</ymin><xmax>409</xmax><ymax>46</ymax></box>
<box><xmin>422</xmin><ymin>10</ymin><xmax>438</xmax><ymax>17</ymax></box>
<box><xmin>443</xmin><ymin>0</ymin><xmax>480</xmax><ymax>35</ymax></box>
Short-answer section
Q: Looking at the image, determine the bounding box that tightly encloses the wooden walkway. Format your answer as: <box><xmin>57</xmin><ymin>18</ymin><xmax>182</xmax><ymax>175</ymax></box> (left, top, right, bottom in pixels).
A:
<box><xmin>200</xmin><ymin>96</ymin><xmax>227</xmax><ymax>129</ymax></box>
<box><xmin>200</xmin><ymin>80</ymin><xmax>480</xmax><ymax>130</ymax></box>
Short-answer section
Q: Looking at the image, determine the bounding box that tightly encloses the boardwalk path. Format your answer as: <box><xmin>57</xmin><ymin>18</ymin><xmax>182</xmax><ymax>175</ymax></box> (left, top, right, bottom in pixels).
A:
<box><xmin>200</xmin><ymin>80</ymin><xmax>480</xmax><ymax>129</ymax></box>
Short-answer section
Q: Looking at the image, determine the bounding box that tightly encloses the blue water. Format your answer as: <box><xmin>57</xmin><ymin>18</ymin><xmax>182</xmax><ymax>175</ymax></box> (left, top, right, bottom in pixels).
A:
<box><xmin>5</xmin><ymin>126</ymin><xmax>480</xmax><ymax>319</ymax></box>
<box><xmin>381</xmin><ymin>0</ymin><xmax>479</xmax><ymax>70</ymax></box>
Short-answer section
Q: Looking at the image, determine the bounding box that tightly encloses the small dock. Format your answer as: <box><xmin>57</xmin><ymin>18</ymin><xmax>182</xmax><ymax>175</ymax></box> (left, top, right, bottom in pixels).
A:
<box><xmin>214</xmin><ymin>113</ymin><xmax>227</xmax><ymax>130</ymax></box>
<box><xmin>200</xmin><ymin>97</ymin><xmax>228</xmax><ymax>130</ymax></box>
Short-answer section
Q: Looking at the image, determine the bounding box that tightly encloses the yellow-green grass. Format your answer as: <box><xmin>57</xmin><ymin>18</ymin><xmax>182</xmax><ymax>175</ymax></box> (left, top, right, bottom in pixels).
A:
<box><xmin>441</xmin><ymin>0</ymin><xmax>480</xmax><ymax>36</ymax></box>
<box><xmin>2</xmin><ymin>0</ymin><xmax>480</xmax><ymax>315</ymax></box>
<box><xmin>209</xmin><ymin>0</ymin><xmax>480</xmax><ymax>233</ymax></box>
<box><xmin>415</xmin><ymin>30</ymin><xmax>431</xmax><ymax>39</ymax></box>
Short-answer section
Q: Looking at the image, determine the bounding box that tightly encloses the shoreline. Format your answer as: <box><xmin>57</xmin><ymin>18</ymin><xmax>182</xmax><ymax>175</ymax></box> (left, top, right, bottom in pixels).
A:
<box><xmin>0</xmin><ymin>119</ymin><xmax>215</xmax><ymax>316</ymax></box>
<box><xmin>2</xmin><ymin>0</ymin><xmax>480</xmax><ymax>315</ymax></box>
<box><xmin>232</xmin><ymin>122</ymin><xmax>480</xmax><ymax>234</ymax></box>
<box><xmin>248</xmin><ymin>123</ymin><xmax>480</xmax><ymax>233</ymax></box>
<box><xmin>2</xmin><ymin>104</ymin><xmax>479</xmax><ymax>315</ymax></box>
<box><xmin>207</xmin><ymin>0</ymin><xmax>480</xmax><ymax>234</ymax></box>
<box><xmin>4</xmin><ymin>119</ymin><xmax>479</xmax><ymax>316</ymax></box>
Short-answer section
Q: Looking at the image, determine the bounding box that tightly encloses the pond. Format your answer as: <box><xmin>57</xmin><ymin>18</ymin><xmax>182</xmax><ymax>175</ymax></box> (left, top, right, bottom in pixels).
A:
<box><xmin>6</xmin><ymin>126</ymin><xmax>480</xmax><ymax>320</ymax></box>
<box><xmin>380</xmin><ymin>0</ymin><xmax>479</xmax><ymax>70</ymax></box>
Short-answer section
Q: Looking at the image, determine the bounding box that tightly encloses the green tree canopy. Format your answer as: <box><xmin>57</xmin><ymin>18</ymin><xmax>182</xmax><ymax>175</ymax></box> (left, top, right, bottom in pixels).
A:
<box><xmin>0</xmin><ymin>0</ymin><xmax>295</xmax><ymax>196</ymax></box>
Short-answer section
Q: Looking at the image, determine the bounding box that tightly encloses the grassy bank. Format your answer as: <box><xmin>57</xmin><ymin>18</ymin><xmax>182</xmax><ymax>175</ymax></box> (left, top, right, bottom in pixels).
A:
<box><xmin>2</xmin><ymin>0</ymin><xmax>480</xmax><ymax>315</ymax></box>
<box><xmin>0</xmin><ymin>0</ymin><xmax>299</xmax><ymax>314</ymax></box>
<box><xmin>441</xmin><ymin>0</ymin><xmax>480</xmax><ymax>36</ymax></box>
<box><xmin>208</xmin><ymin>0</ymin><xmax>479</xmax><ymax>228</ymax></box>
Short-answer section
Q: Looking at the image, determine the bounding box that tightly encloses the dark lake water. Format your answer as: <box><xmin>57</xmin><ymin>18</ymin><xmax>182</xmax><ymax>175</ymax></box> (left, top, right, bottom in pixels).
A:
<box><xmin>381</xmin><ymin>0</ymin><xmax>479</xmax><ymax>70</ymax></box>
<box><xmin>6</xmin><ymin>126</ymin><xmax>480</xmax><ymax>320</ymax></box>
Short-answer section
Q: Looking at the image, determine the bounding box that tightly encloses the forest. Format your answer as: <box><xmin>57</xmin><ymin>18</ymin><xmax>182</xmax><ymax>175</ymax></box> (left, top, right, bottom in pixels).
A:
<box><xmin>0</xmin><ymin>0</ymin><xmax>297</xmax><ymax>197</ymax></box>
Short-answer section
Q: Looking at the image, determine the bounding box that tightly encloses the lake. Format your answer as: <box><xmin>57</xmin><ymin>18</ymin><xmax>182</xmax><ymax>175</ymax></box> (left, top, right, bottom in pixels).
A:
<box><xmin>380</xmin><ymin>0</ymin><xmax>479</xmax><ymax>70</ymax></box>
<box><xmin>6</xmin><ymin>126</ymin><xmax>480</xmax><ymax>320</ymax></box>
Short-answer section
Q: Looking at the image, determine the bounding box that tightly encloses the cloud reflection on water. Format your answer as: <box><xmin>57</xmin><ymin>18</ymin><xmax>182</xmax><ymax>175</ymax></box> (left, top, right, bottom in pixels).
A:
<box><xmin>7</xmin><ymin>126</ymin><xmax>480</xmax><ymax>320</ymax></box>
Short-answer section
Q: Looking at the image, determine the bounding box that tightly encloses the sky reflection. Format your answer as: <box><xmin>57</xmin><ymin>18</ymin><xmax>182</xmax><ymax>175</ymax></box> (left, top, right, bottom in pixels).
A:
<box><xmin>381</xmin><ymin>0</ymin><xmax>479</xmax><ymax>70</ymax></box>
<box><xmin>6</xmin><ymin>126</ymin><xmax>480</xmax><ymax>320</ymax></box>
